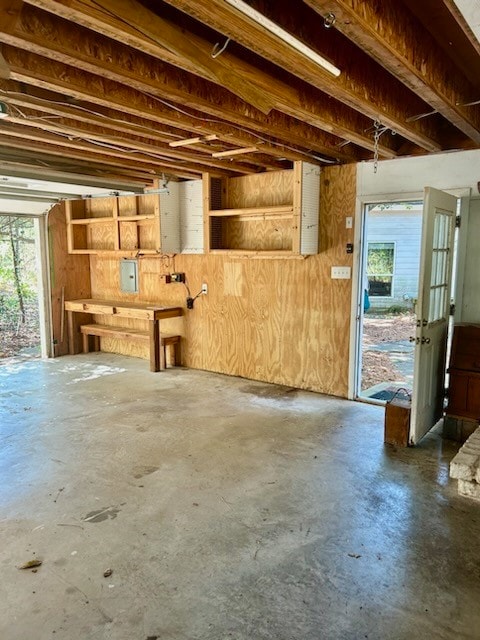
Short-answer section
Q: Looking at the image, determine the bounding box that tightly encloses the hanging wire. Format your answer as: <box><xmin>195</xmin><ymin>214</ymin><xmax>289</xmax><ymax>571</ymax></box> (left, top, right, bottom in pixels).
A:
<box><xmin>211</xmin><ymin>37</ymin><xmax>231</xmax><ymax>59</ymax></box>
<box><xmin>405</xmin><ymin>109</ymin><xmax>437</xmax><ymax>123</ymax></box>
<box><xmin>0</xmin><ymin>88</ymin><xmax>338</xmax><ymax>165</ymax></box>
<box><xmin>373</xmin><ymin>120</ymin><xmax>381</xmax><ymax>173</ymax></box>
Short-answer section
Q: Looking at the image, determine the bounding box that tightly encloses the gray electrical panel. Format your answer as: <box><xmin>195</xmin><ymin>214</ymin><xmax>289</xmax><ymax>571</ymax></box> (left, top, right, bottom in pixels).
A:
<box><xmin>120</xmin><ymin>259</ymin><xmax>138</xmax><ymax>293</ymax></box>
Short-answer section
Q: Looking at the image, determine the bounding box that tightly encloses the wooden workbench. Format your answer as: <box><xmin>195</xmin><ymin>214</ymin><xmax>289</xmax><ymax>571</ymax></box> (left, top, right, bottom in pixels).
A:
<box><xmin>64</xmin><ymin>298</ymin><xmax>182</xmax><ymax>372</ymax></box>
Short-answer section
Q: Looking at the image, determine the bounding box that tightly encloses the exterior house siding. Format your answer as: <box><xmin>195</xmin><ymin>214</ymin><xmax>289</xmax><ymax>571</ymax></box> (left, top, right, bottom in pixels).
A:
<box><xmin>366</xmin><ymin>207</ymin><xmax>422</xmax><ymax>309</ymax></box>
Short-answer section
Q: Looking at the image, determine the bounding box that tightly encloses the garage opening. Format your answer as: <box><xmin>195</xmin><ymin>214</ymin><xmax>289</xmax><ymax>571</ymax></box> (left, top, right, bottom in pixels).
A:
<box><xmin>0</xmin><ymin>215</ymin><xmax>45</xmax><ymax>363</ymax></box>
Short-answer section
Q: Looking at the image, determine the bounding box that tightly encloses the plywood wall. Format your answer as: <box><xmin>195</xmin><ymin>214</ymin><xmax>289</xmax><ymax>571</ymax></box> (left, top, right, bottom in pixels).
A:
<box><xmin>82</xmin><ymin>163</ymin><xmax>356</xmax><ymax>397</ymax></box>
<box><xmin>48</xmin><ymin>203</ymin><xmax>91</xmax><ymax>356</ymax></box>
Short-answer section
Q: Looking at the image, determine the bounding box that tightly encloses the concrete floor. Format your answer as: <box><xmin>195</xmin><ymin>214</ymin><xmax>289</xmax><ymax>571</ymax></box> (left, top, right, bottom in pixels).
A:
<box><xmin>1</xmin><ymin>353</ymin><xmax>479</xmax><ymax>640</ymax></box>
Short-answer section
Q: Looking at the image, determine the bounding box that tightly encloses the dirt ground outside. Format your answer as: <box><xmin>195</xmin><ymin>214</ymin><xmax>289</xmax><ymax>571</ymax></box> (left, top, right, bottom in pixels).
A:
<box><xmin>0</xmin><ymin>301</ymin><xmax>40</xmax><ymax>361</ymax></box>
<box><xmin>361</xmin><ymin>312</ymin><xmax>416</xmax><ymax>391</ymax></box>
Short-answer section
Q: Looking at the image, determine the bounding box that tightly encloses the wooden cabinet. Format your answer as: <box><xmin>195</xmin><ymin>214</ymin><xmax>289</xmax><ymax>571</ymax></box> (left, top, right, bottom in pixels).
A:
<box><xmin>66</xmin><ymin>185</ymin><xmax>180</xmax><ymax>256</ymax></box>
<box><xmin>447</xmin><ymin>324</ymin><xmax>480</xmax><ymax>420</ymax></box>
<box><xmin>203</xmin><ymin>161</ymin><xmax>320</xmax><ymax>257</ymax></box>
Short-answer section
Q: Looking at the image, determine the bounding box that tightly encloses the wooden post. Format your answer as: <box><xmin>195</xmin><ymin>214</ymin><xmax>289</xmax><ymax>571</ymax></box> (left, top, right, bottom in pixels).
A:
<box><xmin>149</xmin><ymin>318</ymin><xmax>161</xmax><ymax>372</ymax></box>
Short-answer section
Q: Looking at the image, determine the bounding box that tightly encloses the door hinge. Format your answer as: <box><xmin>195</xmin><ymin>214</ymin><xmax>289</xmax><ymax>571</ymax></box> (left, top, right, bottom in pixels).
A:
<box><xmin>455</xmin><ymin>215</ymin><xmax>461</xmax><ymax>228</ymax></box>
<box><xmin>450</xmin><ymin>303</ymin><xmax>456</xmax><ymax>316</ymax></box>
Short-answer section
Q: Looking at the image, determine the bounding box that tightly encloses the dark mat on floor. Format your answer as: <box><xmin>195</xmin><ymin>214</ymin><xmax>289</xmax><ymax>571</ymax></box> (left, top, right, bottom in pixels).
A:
<box><xmin>369</xmin><ymin>388</ymin><xmax>411</xmax><ymax>402</ymax></box>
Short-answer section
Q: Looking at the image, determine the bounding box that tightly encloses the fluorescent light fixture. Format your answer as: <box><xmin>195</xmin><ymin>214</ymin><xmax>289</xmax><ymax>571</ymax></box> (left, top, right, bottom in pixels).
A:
<box><xmin>0</xmin><ymin>101</ymin><xmax>9</xmax><ymax>119</ymax></box>
<box><xmin>224</xmin><ymin>0</ymin><xmax>341</xmax><ymax>77</ymax></box>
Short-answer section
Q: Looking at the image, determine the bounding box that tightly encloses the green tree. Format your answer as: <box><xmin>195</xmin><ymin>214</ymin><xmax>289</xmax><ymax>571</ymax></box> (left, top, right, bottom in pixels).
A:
<box><xmin>0</xmin><ymin>216</ymin><xmax>37</xmax><ymax>328</ymax></box>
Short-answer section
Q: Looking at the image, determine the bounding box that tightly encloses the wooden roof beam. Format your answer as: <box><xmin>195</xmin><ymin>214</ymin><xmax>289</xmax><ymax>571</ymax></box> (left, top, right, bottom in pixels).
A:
<box><xmin>16</xmin><ymin>0</ymin><xmax>393</xmax><ymax>159</ymax></box>
<box><xmin>0</xmin><ymin>44</ymin><xmax>359</xmax><ymax>166</ymax></box>
<box><xmin>0</xmin><ymin>161</ymin><xmax>150</xmax><ymax>191</ymax></box>
<box><xmin>442</xmin><ymin>0</ymin><xmax>480</xmax><ymax>60</ymax></box>
<box><xmin>0</xmin><ymin>128</ymin><xmax>204</xmax><ymax>180</ymax></box>
<box><xmin>0</xmin><ymin>79</ymin><xmax>263</xmax><ymax>161</ymax></box>
<box><xmin>163</xmin><ymin>0</ymin><xmax>446</xmax><ymax>152</ymax></box>
<box><xmin>0</xmin><ymin>80</ymin><xmax>326</xmax><ymax>166</ymax></box>
<box><xmin>305</xmin><ymin>0</ymin><xmax>480</xmax><ymax>144</ymax></box>
<box><xmin>2</xmin><ymin>108</ymin><xmax>284</xmax><ymax>173</ymax></box>
<box><xmin>0</xmin><ymin>151</ymin><xmax>156</xmax><ymax>187</ymax></box>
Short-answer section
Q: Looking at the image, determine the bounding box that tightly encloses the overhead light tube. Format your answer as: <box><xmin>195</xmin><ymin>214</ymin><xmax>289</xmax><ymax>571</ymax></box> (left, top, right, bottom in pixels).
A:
<box><xmin>224</xmin><ymin>0</ymin><xmax>341</xmax><ymax>77</ymax></box>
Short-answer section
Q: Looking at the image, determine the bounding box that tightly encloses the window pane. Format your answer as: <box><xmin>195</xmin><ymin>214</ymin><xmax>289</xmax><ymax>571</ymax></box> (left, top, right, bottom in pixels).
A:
<box><xmin>368</xmin><ymin>276</ymin><xmax>392</xmax><ymax>296</ymax></box>
<box><xmin>367</xmin><ymin>242</ymin><xmax>394</xmax><ymax>297</ymax></box>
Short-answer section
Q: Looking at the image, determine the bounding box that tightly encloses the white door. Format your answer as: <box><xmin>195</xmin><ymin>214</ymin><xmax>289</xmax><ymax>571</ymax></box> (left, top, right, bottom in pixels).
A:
<box><xmin>410</xmin><ymin>188</ymin><xmax>457</xmax><ymax>444</ymax></box>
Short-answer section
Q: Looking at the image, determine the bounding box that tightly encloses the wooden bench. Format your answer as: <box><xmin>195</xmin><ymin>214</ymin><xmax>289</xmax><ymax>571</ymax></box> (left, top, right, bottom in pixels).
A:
<box><xmin>80</xmin><ymin>324</ymin><xmax>181</xmax><ymax>370</ymax></box>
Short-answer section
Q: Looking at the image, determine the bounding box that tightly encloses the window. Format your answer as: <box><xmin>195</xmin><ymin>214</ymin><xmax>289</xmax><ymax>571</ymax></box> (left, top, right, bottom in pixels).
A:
<box><xmin>367</xmin><ymin>242</ymin><xmax>394</xmax><ymax>297</ymax></box>
<box><xmin>428</xmin><ymin>212</ymin><xmax>452</xmax><ymax>323</ymax></box>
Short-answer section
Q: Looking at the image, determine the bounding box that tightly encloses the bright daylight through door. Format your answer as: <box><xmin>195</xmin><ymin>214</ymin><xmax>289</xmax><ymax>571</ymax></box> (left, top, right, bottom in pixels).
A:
<box><xmin>358</xmin><ymin>201</ymin><xmax>423</xmax><ymax>403</ymax></box>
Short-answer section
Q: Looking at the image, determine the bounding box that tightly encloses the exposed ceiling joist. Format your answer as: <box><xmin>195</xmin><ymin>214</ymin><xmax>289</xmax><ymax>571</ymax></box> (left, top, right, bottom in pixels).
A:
<box><xmin>0</xmin><ymin>0</ymin><xmax>478</xmax><ymax>188</ymax></box>
<box><xmin>163</xmin><ymin>0</ymin><xmax>446</xmax><ymax>153</ymax></box>
<box><xmin>305</xmin><ymin>0</ymin><xmax>480</xmax><ymax>144</ymax></box>
<box><xmin>0</xmin><ymin>159</ymin><xmax>150</xmax><ymax>191</ymax></box>
<box><xmin>1</xmin><ymin>44</ymin><xmax>359</xmax><ymax>165</ymax></box>
<box><xmin>2</xmin><ymin>110</ymin><xmax>285</xmax><ymax>174</ymax></box>
<box><xmin>15</xmin><ymin>0</ymin><xmax>389</xmax><ymax>158</ymax></box>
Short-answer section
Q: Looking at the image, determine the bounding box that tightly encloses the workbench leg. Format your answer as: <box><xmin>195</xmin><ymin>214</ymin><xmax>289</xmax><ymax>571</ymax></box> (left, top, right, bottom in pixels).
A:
<box><xmin>82</xmin><ymin>333</ymin><xmax>90</xmax><ymax>354</ymax></box>
<box><xmin>67</xmin><ymin>311</ymin><xmax>75</xmax><ymax>355</ymax></box>
<box><xmin>173</xmin><ymin>339</ymin><xmax>181</xmax><ymax>367</ymax></box>
<box><xmin>149</xmin><ymin>319</ymin><xmax>161</xmax><ymax>372</ymax></box>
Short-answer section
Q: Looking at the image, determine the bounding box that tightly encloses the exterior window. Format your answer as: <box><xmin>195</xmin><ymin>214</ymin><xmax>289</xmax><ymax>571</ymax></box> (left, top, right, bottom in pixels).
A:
<box><xmin>367</xmin><ymin>242</ymin><xmax>394</xmax><ymax>297</ymax></box>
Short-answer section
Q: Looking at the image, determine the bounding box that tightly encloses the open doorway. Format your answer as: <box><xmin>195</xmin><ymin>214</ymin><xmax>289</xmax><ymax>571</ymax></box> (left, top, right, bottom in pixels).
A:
<box><xmin>357</xmin><ymin>201</ymin><xmax>423</xmax><ymax>402</ymax></box>
<box><xmin>0</xmin><ymin>215</ymin><xmax>46</xmax><ymax>364</ymax></box>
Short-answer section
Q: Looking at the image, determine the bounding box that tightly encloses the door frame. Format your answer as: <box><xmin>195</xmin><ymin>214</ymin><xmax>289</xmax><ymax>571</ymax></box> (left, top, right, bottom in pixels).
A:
<box><xmin>348</xmin><ymin>191</ymin><xmax>423</xmax><ymax>400</ymax></box>
<box><xmin>349</xmin><ymin>188</ymin><xmax>471</xmax><ymax>402</ymax></box>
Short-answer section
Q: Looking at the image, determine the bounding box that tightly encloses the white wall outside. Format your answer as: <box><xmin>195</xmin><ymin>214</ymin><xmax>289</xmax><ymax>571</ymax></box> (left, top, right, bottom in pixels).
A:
<box><xmin>366</xmin><ymin>207</ymin><xmax>422</xmax><ymax>309</ymax></box>
<box><xmin>458</xmin><ymin>197</ymin><xmax>480</xmax><ymax>323</ymax></box>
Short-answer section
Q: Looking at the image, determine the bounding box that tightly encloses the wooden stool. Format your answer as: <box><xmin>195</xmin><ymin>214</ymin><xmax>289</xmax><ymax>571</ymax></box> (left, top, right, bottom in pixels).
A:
<box><xmin>160</xmin><ymin>334</ymin><xmax>181</xmax><ymax>369</ymax></box>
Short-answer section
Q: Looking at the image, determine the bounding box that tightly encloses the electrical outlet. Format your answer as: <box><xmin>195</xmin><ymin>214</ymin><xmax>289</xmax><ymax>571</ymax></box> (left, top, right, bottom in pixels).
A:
<box><xmin>331</xmin><ymin>266</ymin><xmax>351</xmax><ymax>279</ymax></box>
<box><xmin>171</xmin><ymin>272</ymin><xmax>185</xmax><ymax>283</ymax></box>
<box><xmin>201</xmin><ymin>283</ymin><xmax>208</xmax><ymax>295</ymax></box>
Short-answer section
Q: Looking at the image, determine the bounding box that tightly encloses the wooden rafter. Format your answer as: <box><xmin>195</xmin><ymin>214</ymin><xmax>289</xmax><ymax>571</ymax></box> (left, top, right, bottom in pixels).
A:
<box><xmin>0</xmin><ymin>147</ymin><xmax>157</xmax><ymax>184</ymax></box>
<box><xmin>15</xmin><ymin>0</ymin><xmax>396</xmax><ymax>158</ymax></box>
<box><xmin>2</xmin><ymin>109</ymin><xmax>286</xmax><ymax>174</ymax></box>
<box><xmin>0</xmin><ymin>159</ymin><xmax>150</xmax><ymax>191</ymax></box>
<box><xmin>0</xmin><ymin>122</ymin><xmax>246</xmax><ymax>180</ymax></box>
<box><xmin>0</xmin><ymin>0</ymin><xmax>476</xmax><ymax>185</ymax></box>
<box><xmin>0</xmin><ymin>79</ymin><xmax>310</xmax><ymax>165</ymax></box>
<box><xmin>305</xmin><ymin>0</ymin><xmax>480</xmax><ymax>143</ymax></box>
<box><xmin>163</xmin><ymin>0</ymin><xmax>447</xmax><ymax>152</ymax></box>
<box><xmin>0</xmin><ymin>128</ymin><xmax>205</xmax><ymax>180</ymax></box>
<box><xmin>0</xmin><ymin>44</ymin><xmax>361</xmax><ymax>165</ymax></box>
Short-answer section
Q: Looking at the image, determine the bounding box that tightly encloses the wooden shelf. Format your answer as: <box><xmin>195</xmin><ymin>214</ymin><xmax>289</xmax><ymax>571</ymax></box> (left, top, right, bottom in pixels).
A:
<box><xmin>70</xmin><ymin>217</ymin><xmax>116</xmax><ymax>224</ymax></box>
<box><xmin>203</xmin><ymin>162</ymin><xmax>320</xmax><ymax>257</ymax></box>
<box><xmin>208</xmin><ymin>205</ymin><xmax>293</xmax><ymax>219</ymax></box>
<box><xmin>65</xmin><ymin>189</ymin><xmax>179</xmax><ymax>255</ymax></box>
<box><xmin>70</xmin><ymin>249</ymin><xmax>159</xmax><ymax>257</ymax></box>
<box><xmin>117</xmin><ymin>214</ymin><xmax>157</xmax><ymax>222</ymax></box>
<box><xmin>208</xmin><ymin>249</ymin><xmax>306</xmax><ymax>259</ymax></box>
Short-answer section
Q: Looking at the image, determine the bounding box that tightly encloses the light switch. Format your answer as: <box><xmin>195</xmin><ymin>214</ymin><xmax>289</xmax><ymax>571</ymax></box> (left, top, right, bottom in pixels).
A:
<box><xmin>331</xmin><ymin>266</ymin><xmax>351</xmax><ymax>279</ymax></box>
<box><xmin>346</xmin><ymin>217</ymin><xmax>353</xmax><ymax>229</ymax></box>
